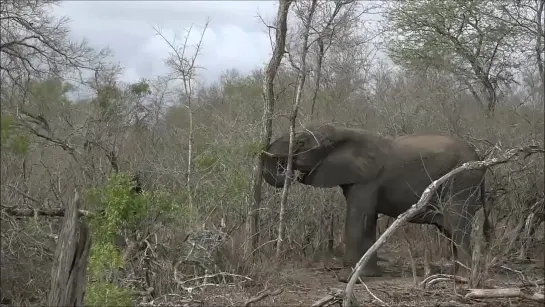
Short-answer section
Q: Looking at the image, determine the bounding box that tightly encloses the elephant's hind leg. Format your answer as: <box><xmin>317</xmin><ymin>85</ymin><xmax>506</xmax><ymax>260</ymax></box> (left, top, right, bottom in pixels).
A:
<box><xmin>409</xmin><ymin>210</ymin><xmax>462</xmax><ymax>272</ymax></box>
<box><xmin>444</xmin><ymin>201</ymin><xmax>478</xmax><ymax>276</ymax></box>
<box><xmin>338</xmin><ymin>183</ymin><xmax>383</xmax><ymax>283</ymax></box>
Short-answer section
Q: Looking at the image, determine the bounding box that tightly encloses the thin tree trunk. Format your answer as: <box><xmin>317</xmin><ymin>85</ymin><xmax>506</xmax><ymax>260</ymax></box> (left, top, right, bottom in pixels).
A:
<box><xmin>276</xmin><ymin>0</ymin><xmax>318</xmax><ymax>260</ymax></box>
<box><xmin>310</xmin><ymin>37</ymin><xmax>325</xmax><ymax>119</ymax></box>
<box><xmin>245</xmin><ymin>0</ymin><xmax>293</xmax><ymax>260</ymax></box>
<box><xmin>536</xmin><ymin>0</ymin><xmax>544</xmax><ymax>105</ymax></box>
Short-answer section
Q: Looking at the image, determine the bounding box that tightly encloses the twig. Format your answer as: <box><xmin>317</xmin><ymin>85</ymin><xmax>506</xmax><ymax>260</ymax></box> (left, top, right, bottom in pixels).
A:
<box><xmin>6</xmin><ymin>183</ymin><xmax>39</xmax><ymax>203</ymax></box>
<box><xmin>342</xmin><ymin>145</ymin><xmax>544</xmax><ymax>307</ymax></box>
<box><xmin>244</xmin><ymin>288</ymin><xmax>283</xmax><ymax>307</ymax></box>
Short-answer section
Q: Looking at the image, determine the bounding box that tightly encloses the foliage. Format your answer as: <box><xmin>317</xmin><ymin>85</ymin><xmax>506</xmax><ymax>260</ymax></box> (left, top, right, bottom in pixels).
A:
<box><xmin>86</xmin><ymin>173</ymin><xmax>148</xmax><ymax>243</ymax></box>
<box><xmin>84</xmin><ymin>173</ymin><xmax>147</xmax><ymax>306</ymax></box>
<box><xmin>85</xmin><ymin>281</ymin><xmax>134</xmax><ymax>307</ymax></box>
<box><xmin>385</xmin><ymin>0</ymin><xmax>523</xmax><ymax>112</ymax></box>
<box><xmin>1</xmin><ymin>113</ymin><xmax>30</xmax><ymax>156</ymax></box>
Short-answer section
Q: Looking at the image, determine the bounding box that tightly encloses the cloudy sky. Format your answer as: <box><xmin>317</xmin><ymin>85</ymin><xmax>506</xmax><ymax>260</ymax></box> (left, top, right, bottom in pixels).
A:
<box><xmin>53</xmin><ymin>1</ymin><xmax>279</xmax><ymax>84</ymax></box>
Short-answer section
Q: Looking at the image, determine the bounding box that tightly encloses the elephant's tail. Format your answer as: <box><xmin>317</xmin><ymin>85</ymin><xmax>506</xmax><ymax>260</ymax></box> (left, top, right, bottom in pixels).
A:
<box><xmin>480</xmin><ymin>177</ymin><xmax>492</xmax><ymax>244</ymax></box>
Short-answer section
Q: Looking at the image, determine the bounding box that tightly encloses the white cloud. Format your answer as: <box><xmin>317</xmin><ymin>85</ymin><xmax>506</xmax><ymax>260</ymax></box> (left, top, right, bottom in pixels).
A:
<box><xmin>52</xmin><ymin>1</ymin><xmax>277</xmax><ymax>84</ymax></box>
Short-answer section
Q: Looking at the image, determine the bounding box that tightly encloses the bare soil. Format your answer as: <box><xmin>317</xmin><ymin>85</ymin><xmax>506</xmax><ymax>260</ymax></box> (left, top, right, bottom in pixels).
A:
<box><xmin>195</xmin><ymin>247</ymin><xmax>545</xmax><ymax>307</ymax></box>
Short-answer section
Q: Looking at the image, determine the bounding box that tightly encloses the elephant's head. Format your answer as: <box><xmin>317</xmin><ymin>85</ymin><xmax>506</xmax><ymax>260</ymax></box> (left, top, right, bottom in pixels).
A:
<box><xmin>262</xmin><ymin>124</ymin><xmax>386</xmax><ymax>188</ymax></box>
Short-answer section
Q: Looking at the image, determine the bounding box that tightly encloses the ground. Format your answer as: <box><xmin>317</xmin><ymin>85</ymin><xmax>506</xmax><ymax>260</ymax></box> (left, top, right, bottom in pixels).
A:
<box><xmin>146</xmin><ymin>245</ymin><xmax>545</xmax><ymax>307</ymax></box>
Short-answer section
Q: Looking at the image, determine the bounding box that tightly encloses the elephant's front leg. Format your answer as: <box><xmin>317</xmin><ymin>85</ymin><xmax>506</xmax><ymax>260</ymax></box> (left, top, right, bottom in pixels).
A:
<box><xmin>338</xmin><ymin>183</ymin><xmax>382</xmax><ymax>282</ymax></box>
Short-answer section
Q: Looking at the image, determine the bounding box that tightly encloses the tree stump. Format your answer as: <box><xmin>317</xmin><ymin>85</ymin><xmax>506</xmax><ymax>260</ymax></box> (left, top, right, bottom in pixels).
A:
<box><xmin>48</xmin><ymin>189</ymin><xmax>92</xmax><ymax>306</ymax></box>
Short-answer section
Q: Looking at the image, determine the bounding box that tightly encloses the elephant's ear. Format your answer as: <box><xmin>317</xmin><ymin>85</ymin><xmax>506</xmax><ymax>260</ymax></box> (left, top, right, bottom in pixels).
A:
<box><xmin>303</xmin><ymin>141</ymin><xmax>382</xmax><ymax>188</ymax></box>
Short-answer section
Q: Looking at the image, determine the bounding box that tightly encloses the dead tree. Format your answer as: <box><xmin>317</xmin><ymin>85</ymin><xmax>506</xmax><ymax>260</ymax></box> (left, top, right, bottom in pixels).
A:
<box><xmin>48</xmin><ymin>189</ymin><xmax>92</xmax><ymax>306</ymax></box>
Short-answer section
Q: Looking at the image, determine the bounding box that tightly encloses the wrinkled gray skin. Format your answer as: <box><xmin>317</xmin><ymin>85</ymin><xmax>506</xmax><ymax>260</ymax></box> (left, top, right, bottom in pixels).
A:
<box><xmin>262</xmin><ymin>124</ymin><xmax>490</xmax><ymax>282</ymax></box>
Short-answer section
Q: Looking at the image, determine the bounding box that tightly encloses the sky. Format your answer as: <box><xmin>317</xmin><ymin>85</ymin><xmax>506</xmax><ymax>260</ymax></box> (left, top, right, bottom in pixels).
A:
<box><xmin>52</xmin><ymin>1</ymin><xmax>279</xmax><ymax>85</ymax></box>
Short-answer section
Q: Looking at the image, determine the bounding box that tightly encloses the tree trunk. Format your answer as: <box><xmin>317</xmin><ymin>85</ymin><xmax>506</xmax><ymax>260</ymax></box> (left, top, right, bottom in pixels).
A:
<box><xmin>276</xmin><ymin>0</ymin><xmax>318</xmax><ymax>260</ymax></box>
<box><xmin>245</xmin><ymin>0</ymin><xmax>293</xmax><ymax>260</ymax></box>
<box><xmin>536</xmin><ymin>0</ymin><xmax>544</xmax><ymax>106</ymax></box>
<box><xmin>48</xmin><ymin>189</ymin><xmax>92</xmax><ymax>306</ymax></box>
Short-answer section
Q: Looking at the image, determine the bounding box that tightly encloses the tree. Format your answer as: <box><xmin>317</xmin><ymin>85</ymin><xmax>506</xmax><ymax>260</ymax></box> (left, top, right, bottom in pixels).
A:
<box><xmin>386</xmin><ymin>0</ymin><xmax>522</xmax><ymax>115</ymax></box>
<box><xmin>491</xmin><ymin>0</ymin><xmax>544</xmax><ymax>107</ymax></box>
<box><xmin>301</xmin><ymin>0</ymin><xmax>367</xmax><ymax>119</ymax></box>
<box><xmin>0</xmin><ymin>0</ymin><xmax>107</xmax><ymax>89</ymax></box>
<box><xmin>245</xmin><ymin>0</ymin><xmax>293</xmax><ymax>260</ymax></box>
<box><xmin>276</xmin><ymin>0</ymin><xmax>318</xmax><ymax>260</ymax></box>
<box><xmin>154</xmin><ymin>20</ymin><xmax>210</xmax><ymax>212</ymax></box>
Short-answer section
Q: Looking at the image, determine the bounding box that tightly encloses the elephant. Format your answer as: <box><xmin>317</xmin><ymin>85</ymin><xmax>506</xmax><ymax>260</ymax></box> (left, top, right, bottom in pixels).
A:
<box><xmin>262</xmin><ymin>124</ymin><xmax>491</xmax><ymax>282</ymax></box>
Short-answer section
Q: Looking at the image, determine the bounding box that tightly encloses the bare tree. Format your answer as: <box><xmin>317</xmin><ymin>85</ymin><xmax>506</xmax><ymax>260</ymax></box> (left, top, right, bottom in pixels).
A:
<box><xmin>154</xmin><ymin>20</ymin><xmax>210</xmax><ymax>211</ymax></box>
<box><xmin>0</xmin><ymin>0</ymin><xmax>107</xmax><ymax>90</ymax></box>
<box><xmin>245</xmin><ymin>0</ymin><xmax>293</xmax><ymax>260</ymax></box>
<box><xmin>306</xmin><ymin>0</ymin><xmax>362</xmax><ymax>119</ymax></box>
<box><xmin>276</xmin><ymin>0</ymin><xmax>318</xmax><ymax>260</ymax></box>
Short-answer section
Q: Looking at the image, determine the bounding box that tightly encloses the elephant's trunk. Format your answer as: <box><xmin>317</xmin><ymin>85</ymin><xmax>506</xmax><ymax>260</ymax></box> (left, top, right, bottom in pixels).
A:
<box><xmin>262</xmin><ymin>135</ymin><xmax>290</xmax><ymax>188</ymax></box>
<box><xmin>262</xmin><ymin>155</ymin><xmax>287</xmax><ymax>188</ymax></box>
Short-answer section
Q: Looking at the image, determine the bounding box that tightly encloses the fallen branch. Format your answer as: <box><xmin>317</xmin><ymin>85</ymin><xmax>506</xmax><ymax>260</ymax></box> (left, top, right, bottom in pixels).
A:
<box><xmin>312</xmin><ymin>288</ymin><xmax>344</xmax><ymax>307</ymax></box>
<box><xmin>178</xmin><ymin>272</ymin><xmax>252</xmax><ymax>285</ymax></box>
<box><xmin>244</xmin><ymin>287</ymin><xmax>283</xmax><ymax>307</ymax></box>
<box><xmin>173</xmin><ymin>267</ymin><xmax>252</xmax><ymax>295</ymax></box>
<box><xmin>342</xmin><ymin>145</ymin><xmax>544</xmax><ymax>307</ymax></box>
<box><xmin>420</xmin><ymin>274</ymin><xmax>469</xmax><ymax>289</ymax></box>
<box><xmin>4</xmin><ymin>207</ymin><xmax>91</xmax><ymax>218</ymax></box>
<box><xmin>465</xmin><ymin>288</ymin><xmax>544</xmax><ymax>302</ymax></box>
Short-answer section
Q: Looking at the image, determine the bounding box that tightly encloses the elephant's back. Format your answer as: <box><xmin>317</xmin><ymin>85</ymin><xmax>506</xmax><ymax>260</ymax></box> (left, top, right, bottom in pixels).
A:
<box><xmin>378</xmin><ymin>134</ymin><xmax>483</xmax><ymax>210</ymax></box>
<box><xmin>391</xmin><ymin>134</ymin><xmax>480</xmax><ymax>162</ymax></box>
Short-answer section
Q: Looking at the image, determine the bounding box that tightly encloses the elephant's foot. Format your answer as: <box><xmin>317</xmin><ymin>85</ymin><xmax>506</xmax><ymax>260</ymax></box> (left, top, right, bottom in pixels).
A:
<box><xmin>337</xmin><ymin>265</ymin><xmax>383</xmax><ymax>283</ymax></box>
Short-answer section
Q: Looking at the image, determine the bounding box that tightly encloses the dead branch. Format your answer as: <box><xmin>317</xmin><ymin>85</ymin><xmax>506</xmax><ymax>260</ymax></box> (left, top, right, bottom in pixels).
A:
<box><xmin>342</xmin><ymin>145</ymin><xmax>544</xmax><ymax>307</ymax></box>
<box><xmin>4</xmin><ymin>207</ymin><xmax>91</xmax><ymax>218</ymax></box>
<box><xmin>465</xmin><ymin>288</ymin><xmax>544</xmax><ymax>302</ymax></box>
<box><xmin>47</xmin><ymin>189</ymin><xmax>92</xmax><ymax>306</ymax></box>
<box><xmin>436</xmin><ymin>301</ymin><xmax>471</xmax><ymax>307</ymax></box>
<box><xmin>312</xmin><ymin>288</ymin><xmax>344</xmax><ymax>307</ymax></box>
<box><xmin>420</xmin><ymin>274</ymin><xmax>469</xmax><ymax>289</ymax></box>
<box><xmin>244</xmin><ymin>287</ymin><xmax>284</xmax><ymax>307</ymax></box>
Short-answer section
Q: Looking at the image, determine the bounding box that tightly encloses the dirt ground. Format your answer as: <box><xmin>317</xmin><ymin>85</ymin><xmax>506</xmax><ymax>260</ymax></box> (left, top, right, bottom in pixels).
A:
<box><xmin>147</xmin><ymin>245</ymin><xmax>544</xmax><ymax>307</ymax></box>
